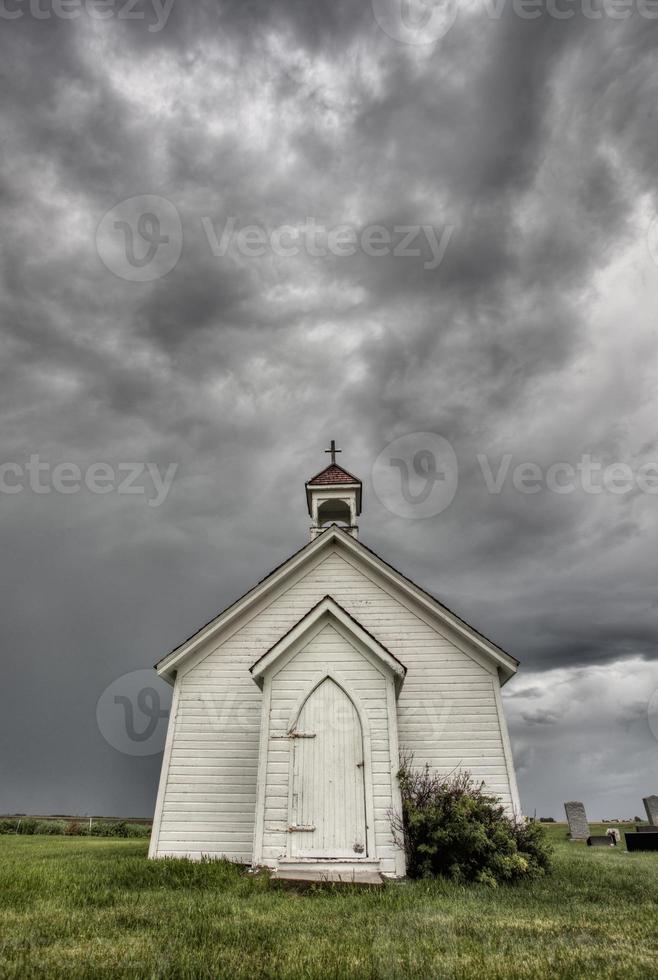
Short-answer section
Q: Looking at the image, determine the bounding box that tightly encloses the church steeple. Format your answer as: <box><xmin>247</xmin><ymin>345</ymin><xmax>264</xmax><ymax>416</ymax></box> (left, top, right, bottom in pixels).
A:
<box><xmin>305</xmin><ymin>442</ymin><xmax>362</xmax><ymax>540</ymax></box>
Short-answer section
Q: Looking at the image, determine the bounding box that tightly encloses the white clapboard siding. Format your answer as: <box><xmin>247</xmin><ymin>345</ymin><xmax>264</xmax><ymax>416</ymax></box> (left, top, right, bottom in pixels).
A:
<box><xmin>153</xmin><ymin>546</ymin><xmax>518</xmax><ymax>861</ymax></box>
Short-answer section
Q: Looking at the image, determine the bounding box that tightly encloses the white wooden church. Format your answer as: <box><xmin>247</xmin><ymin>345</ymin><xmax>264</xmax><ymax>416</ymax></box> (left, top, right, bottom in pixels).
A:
<box><xmin>150</xmin><ymin>445</ymin><xmax>521</xmax><ymax>880</ymax></box>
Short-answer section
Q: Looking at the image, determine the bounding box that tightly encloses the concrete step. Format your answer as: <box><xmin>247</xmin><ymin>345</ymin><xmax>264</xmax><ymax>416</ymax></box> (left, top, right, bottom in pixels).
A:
<box><xmin>272</xmin><ymin>867</ymin><xmax>385</xmax><ymax>886</ymax></box>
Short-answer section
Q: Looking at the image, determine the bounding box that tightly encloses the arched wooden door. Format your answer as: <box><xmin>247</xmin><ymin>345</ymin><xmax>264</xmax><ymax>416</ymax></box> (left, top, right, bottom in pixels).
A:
<box><xmin>289</xmin><ymin>678</ymin><xmax>368</xmax><ymax>858</ymax></box>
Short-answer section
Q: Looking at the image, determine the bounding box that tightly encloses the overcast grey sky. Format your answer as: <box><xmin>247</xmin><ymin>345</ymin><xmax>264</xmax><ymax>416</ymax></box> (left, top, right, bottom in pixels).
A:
<box><xmin>1</xmin><ymin>2</ymin><xmax>657</xmax><ymax>822</ymax></box>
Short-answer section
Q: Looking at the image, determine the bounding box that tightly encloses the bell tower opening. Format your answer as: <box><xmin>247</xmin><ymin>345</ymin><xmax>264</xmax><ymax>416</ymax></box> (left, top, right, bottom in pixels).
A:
<box><xmin>317</xmin><ymin>499</ymin><xmax>352</xmax><ymax>527</ymax></box>
<box><xmin>305</xmin><ymin>441</ymin><xmax>363</xmax><ymax>540</ymax></box>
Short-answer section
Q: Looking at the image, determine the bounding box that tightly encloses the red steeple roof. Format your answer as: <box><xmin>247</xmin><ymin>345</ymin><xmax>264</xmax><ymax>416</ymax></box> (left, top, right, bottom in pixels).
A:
<box><xmin>307</xmin><ymin>464</ymin><xmax>361</xmax><ymax>486</ymax></box>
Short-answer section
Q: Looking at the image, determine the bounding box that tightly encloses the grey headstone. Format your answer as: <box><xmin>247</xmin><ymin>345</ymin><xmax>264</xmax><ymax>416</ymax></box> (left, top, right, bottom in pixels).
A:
<box><xmin>564</xmin><ymin>801</ymin><xmax>590</xmax><ymax>840</ymax></box>
<box><xmin>642</xmin><ymin>796</ymin><xmax>658</xmax><ymax>827</ymax></box>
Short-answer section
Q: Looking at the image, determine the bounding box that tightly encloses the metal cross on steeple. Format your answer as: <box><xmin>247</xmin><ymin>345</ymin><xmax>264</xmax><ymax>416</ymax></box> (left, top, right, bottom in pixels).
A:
<box><xmin>324</xmin><ymin>440</ymin><xmax>342</xmax><ymax>465</ymax></box>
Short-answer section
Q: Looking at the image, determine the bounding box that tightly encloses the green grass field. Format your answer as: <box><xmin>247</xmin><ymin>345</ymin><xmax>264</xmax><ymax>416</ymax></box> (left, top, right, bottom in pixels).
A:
<box><xmin>0</xmin><ymin>825</ymin><xmax>656</xmax><ymax>979</ymax></box>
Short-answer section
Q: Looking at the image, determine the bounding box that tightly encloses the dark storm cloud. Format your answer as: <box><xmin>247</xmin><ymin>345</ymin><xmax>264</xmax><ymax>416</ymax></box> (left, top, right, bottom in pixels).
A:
<box><xmin>1</xmin><ymin>4</ymin><xmax>657</xmax><ymax>820</ymax></box>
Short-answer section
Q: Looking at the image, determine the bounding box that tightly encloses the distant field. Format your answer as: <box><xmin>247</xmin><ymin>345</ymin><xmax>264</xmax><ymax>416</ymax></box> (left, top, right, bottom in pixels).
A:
<box><xmin>0</xmin><ymin>816</ymin><xmax>151</xmax><ymax>839</ymax></box>
<box><xmin>0</xmin><ymin>824</ymin><xmax>656</xmax><ymax>979</ymax></box>
<box><xmin>0</xmin><ymin>816</ymin><xmax>152</xmax><ymax>823</ymax></box>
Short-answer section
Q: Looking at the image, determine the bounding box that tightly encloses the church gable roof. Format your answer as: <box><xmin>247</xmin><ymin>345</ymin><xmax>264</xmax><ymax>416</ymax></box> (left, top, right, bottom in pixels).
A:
<box><xmin>155</xmin><ymin>526</ymin><xmax>519</xmax><ymax>684</ymax></box>
<box><xmin>249</xmin><ymin>595</ymin><xmax>406</xmax><ymax>689</ymax></box>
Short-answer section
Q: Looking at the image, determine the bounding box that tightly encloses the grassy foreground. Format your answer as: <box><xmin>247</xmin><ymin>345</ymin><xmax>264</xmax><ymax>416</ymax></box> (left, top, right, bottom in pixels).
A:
<box><xmin>0</xmin><ymin>825</ymin><xmax>656</xmax><ymax>979</ymax></box>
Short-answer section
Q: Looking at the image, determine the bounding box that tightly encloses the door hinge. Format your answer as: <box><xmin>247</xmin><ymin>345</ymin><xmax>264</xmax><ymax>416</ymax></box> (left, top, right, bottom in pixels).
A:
<box><xmin>272</xmin><ymin>731</ymin><xmax>316</xmax><ymax>740</ymax></box>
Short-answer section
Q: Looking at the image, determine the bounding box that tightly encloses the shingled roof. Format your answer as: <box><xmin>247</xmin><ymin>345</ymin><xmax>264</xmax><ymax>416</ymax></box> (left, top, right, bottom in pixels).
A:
<box><xmin>306</xmin><ymin>464</ymin><xmax>361</xmax><ymax>486</ymax></box>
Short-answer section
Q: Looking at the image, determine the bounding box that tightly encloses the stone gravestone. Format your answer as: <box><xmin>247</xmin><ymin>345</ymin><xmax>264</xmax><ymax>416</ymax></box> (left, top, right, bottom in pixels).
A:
<box><xmin>564</xmin><ymin>801</ymin><xmax>590</xmax><ymax>840</ymax></box>
<box><xmin>642</xmin><ymin>796</ymin><xmax>658</xmax><ymax>827</ymax></box>
<box><xmin>625</xmin><ymin>831</ymin><xmax>658</xmax><ymax>852</ymax></box>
